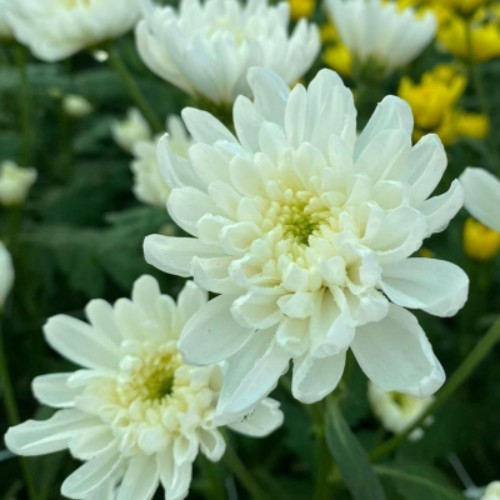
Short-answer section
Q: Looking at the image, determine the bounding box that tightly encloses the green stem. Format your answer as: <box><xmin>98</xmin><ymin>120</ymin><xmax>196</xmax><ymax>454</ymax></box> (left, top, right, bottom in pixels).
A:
<box><xmin>369</xmin><ymin>317</ymin><xmax>500</xmax><ymax>462</ymax></box>
<box><xmin>107</xmin><ymin>46</ymin><xmax>163</xmax><ymax>134</ymax></box>
<box><xmin>200</xmin><ymin>456</ymin><xmax>227</xmax><ymax>500</ymax></box>
<box><xmin>0</xmin><ymin>317</ymin><xmax>38</xmax><ymax>500</ymax></box>
<box><xmin>223</xmin><ymin>442</ymin><xmax>272</xmax><ymax>500</ymax></box>
<box><xmin>13</xmin><ymin>44</ymin><xmax>33</xmax><ymax>165</ymax></box>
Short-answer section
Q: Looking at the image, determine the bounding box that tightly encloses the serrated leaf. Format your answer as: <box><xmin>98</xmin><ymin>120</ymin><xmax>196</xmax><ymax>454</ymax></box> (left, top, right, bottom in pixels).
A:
<box><xmin>374</xmin><ymin>463</ymin><xmax>464</xmax><ymax>500</ymax></box>
<box><xmin>325</xmin><ymin>398</ymin><xmax>386</xmax><ymax>500</ymax></box>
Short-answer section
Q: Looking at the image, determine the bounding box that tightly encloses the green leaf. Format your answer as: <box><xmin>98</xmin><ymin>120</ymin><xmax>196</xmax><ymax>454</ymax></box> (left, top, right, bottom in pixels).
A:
<box><xmin>325</xmin><ymin>398</ymin><xmax>386</xmax><ymax>500</ymax></box>
<box><xmin>374</xmin><ymin>463</ymin><xmax>464</xmax><ymax>500</ymax></box>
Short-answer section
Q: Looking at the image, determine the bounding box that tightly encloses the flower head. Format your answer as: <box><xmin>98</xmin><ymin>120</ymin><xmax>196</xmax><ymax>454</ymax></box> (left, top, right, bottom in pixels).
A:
<box><xmin>0</xmin><ymin>242</ymin><xmax>14</xmax><ymax>310</ymax></box>
<box><xmin>112</xmin><ymin>108</ymin><xmax>152</xmax><ymax>154</ymax></box>
<box><xmin>460</xmin><ymin>168</ymin><xmax>500</xmax><ymax>232</ymax></box>
<box><xmin>463</xmin><ymin>218</ymin><xmax>500</xmax><ymax>261</ymax></box>
<box><xmin>144</xmin><ymin>68</ymin><xmax>468</xmax><ymax>418</ymax></box>
<box><xmin>136</xmin><ymin>0</ymin><xmax>320</xmax><ymax>104</ymax></box>
<box><xmin>482</xmin><ymin>482</ymin><xmax>500</xmax><ymax>500</ymax></box>
<box><xmin>6</xmin><ymin>0</ymin><xmax>140</xmax><ymax>61</ymax></box>
<box><xmin>5</xmin><ymin>276</ymin><xmax>283</xmax><ymax>499</ymax></box>
<box><xmin>367</xmin><ymin>381</ymin><xmax>434</xmax><ymax>440</ymax></box>
<box><xmin>325</xmin><ymin>0</ymin><xmax>437</xmax><ymax>76</ymax></box>
<box><xmin>0</xmin><ymin>161</ymin><xmax>37</xmax><ymax>207</ymax></box>
<box><xmin>63</xmin><ymin>94</ymin><xmax>93</xmax><ymax>119</ymax></box>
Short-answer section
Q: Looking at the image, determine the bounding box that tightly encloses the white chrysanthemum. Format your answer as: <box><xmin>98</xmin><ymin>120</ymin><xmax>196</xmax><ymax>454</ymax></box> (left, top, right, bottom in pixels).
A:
<box><xmin>112</xmin><ymin>108</ymin><xmax>152</xmax><ymax>154</ymax></box>
<box><xmin>144</xmin><ymin>68</ymin><xmax>468</xmax><ymax>419</ymax></box>
<box><xmin>326</xmin><ymin>0</ymin><xmax>436</xmax><ymax>75</ymax></box>
<box><xmin>482</xmin><ymin>482</ymin><xmax>500</xmax><ymax>500</ymax></box>
<box><xmin>63</xmin><ymin>94</ymin><xmax>93</xmax><ymax>119</ymax></box>
<box><xmin>0</xmin><ymin>0</ymin><xmax>13</xmax><ymax>39</ymax></box>
<box><xmin>367</xmin><ymin>381</ymin><xmax>433</xmax><ymax>441</ymax></box>
<box><xmin>131</xmin><ymin>116</ymin><xmax>191</xmax><ymax>207</ymax></box>
<box><xmin>0</xmin><ymin>242</ymin><xmax>14</xmax><ymax>310</ymax></box>
<box><xmin>6</xmin><ymin>0</ymin><xmax>140</xmax><ymax>62</ymax></box>
<box><xmin>460</xmin><ymin>168</ymin><xmax>500</xmax><ymax>232</ymax></box>
<box><xmin>0</xmin><ymin>161</ymin><xmax>37</xmax><ymax>207</ymax></box>
<box><xmin>136</xmin><ymin>0</ymin><xmax>320</xmax><ymax>105</ymax></box>
<box><xmin>5</xmin><ymin>276</ymin><xmax>283</xmax><ymax>500</ymax></box>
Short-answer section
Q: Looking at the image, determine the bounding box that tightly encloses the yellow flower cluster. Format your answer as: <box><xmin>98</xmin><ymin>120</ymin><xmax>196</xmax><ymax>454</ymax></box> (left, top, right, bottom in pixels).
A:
<box><xmin>321</xmin><ymin>25</ymin><xmax>353</xmax><ymax>77</ymax></box>
<box><xmin>463</xmin><ymin>218</ymin><xmax>500</xmax><ymax>261</ymax></box>
<box><xmin>398</xmin><ymin>64</ymin><xmax>489</xmax><ymax>145</ymax></box>
<box><xmin>288</xmin><ymin>0</ymin><xmax>315</xmax><ymax>20</ymax></box>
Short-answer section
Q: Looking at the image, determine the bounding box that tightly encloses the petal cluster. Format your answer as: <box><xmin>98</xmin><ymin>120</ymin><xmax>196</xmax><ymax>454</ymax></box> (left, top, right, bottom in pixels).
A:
<box><xmin>5</xmin><ymin>276</ymin><xmax>283</xmax><ymax>500</ymax></box>
<box><xmin>326</xmin><ymin>0</ymin><xmax>437</xmax><ymax>74</ymax></box>
<box><xmin>136</xmin><ymin>0</ymin><xmax>320</xmax><ymax>104</ymax></box>
<box><xmin>145</xmin><ymin>68</ymin><xmax>468</xmax><ymax>418</ymax></box>
<box><xmin>7</xmin><ymin>0</ymin><xmax>140</xmax><ymax>61</ymax></box>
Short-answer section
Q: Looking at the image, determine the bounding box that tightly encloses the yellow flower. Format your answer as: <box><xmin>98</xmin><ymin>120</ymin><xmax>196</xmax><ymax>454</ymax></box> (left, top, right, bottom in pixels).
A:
<box><xmin>289</xmin><ymin>0</ymin><xmax>315</xmax><ymax>20</ymax></box>
<box><xmin>438</xmin><ymin>16</ymin><xmax>500</xmax><ymax>61</ymax></box>
<box><xmin>441</xmin><ymin>0</ymin><xmax>488</xmax><ymax>16</ymax></box>
<box><xmin>456</xmin><ymin>112</ymin><xmax>489</xmax><ymax>139</ymax></box>
<box><xmin>395</xmin><ymin>0</ymin><xmax>453</xmax><ymax>25</ymax></box>
<box><xmin>398</xmin><ymin>67</ymin><xmax>465</xmax><ymax>129</ymax></box>
<box><xmin>463</xmin><ymin>218</ymin><xmax>500</xmax><ymax>261</ymax></box>
<box><xmin>320</xmin><ymin>24</ymin><xmax>339</xmax><ymax>43</ymax></box>
<box><xmin>323</xmin><ymin>43</ymin><xmax>353</xmax><ymax>77</ymax></box>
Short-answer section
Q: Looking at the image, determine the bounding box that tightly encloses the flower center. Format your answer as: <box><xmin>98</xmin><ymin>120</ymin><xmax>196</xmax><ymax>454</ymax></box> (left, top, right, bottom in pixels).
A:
<box><xmin>117</xmin><ymin>347</ymin><xmax>181</xmax><ymax>406</ymax></box>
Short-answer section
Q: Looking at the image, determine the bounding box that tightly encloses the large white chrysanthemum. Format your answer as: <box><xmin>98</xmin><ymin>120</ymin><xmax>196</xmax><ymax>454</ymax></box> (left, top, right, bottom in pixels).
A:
<box><xmin>5</xmin><ymin>276</ymin><xmax>283</xmax><ymax>500</ymax></box>
<box><xmin>144</xmin><ymin>68</ymin><xmax>468</xmax><ymax>419</ymax></box>
<box><xmin>0</xmin><ymin>242</ymin><xmax>14</xmax><ymax>310</ymax></box>
<box><xmin>6</xmin><ymin>0</ymin><xmax>140</xmax><ymax>62</ymax></box>
<box><xmin>131</xmin><ymin>116</ymin><xmax>192</xmax><ymax>207</ymax></box>
<box><xmin>326</xmin><ymin>0</ymin><xmax>436</xmax><ymax>75</ymax></box>
<box><xmin>136</xmin><ymin>0</ymin><xmax>320</xmax><ymax>104</ymax></box>
<box><xmin>460</xmin><ymin>168</ymin><xmax>500</xmax><ymax>232</ymax></box>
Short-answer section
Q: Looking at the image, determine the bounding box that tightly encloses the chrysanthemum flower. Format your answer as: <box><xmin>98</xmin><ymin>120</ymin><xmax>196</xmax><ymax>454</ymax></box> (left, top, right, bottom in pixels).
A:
<box><xmin>136</xmin><ymin>0</ymin><xmax>320</xmax><ymax>105</ymax></box>
<box><xmin>460</xmin><ymin>168</ymin><xmax>500</xmax><ymax>232</ymax></box>
<box><xmin>131</xmin><ymin>116</ymin><xmax>191</xmax><ymax>207</ymax></box>
<box><xmin>6</xmin><ymin>0</ymin><xmax>140</xmax><ymax>62</ymax></box>
<box><xmin>367</xmin><ymin>381</ymin><xmax>434</xmax><ymax>441</ymax></box>
<box><xmin>112</xmin><ymin>108</ymin><xmax>152</xmax><ymax>154</ymax></box>
<box><xmin>5</xmin><ymin>276</ymin><xmax>283</xmax><ymax>499</ymax></box>
<box><xmin>0</xmin><ymin>161</ymin><xmax>37</xmax><ymax>207</ymax></box>
<box><xmin>0</xmin><ymin>242</ymin><xmax>14</xmax><ymax>310</ymax></box>
<box><xmin>144</xmin><ymin>68</ymin><xmax>468</xmax><ymax>418</ymax></box>
<box><xmin>326</xmin><ymin>0</ymin><xmax>437</xmax><ymax>75</ymax></box>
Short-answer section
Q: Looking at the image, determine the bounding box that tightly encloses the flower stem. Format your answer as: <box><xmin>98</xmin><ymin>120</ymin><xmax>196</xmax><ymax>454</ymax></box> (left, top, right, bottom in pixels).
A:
<box><xmin>223</xmin><ymin>442</ymin><xmax>273</xmax><ymax>500</ymax></box>
<box><xmin>369</xmin><ymin>317</ymin><xmax>500</xmax><ymax>462</ymax></box>
<box><xmin>0</xmin><ymin>317</ymin><xmax>38</xmax><ymax>500</ymax></box>
<box><xmin>13</xmin><ymin>44</ymin><xmax>34</xmax><ymax>165</ymax></box>
<box><xmin>107</xmin><ymin>46</ymin><xmax>163</xmax><ymax>134</ymax></box>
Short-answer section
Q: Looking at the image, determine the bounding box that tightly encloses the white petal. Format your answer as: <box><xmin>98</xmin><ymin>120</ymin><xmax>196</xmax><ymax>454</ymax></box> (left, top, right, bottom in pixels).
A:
<box><xmin>158</xmin><ymin>452</ymin><xmax>192</xmax><ymax>500</ymax></box>
<box><xmin>44</xmin><ymin>315</ymin><xmax>120</xmax><ymax>371</ymax></box>
<box><xmin>351</xmin><ymin>305</ymin><xmax>445</xmax><ymax>397</ymax></box>
<box><xmin>228</xmin><ymin>398</ymin><xmax>284</xmax><ymax>437</ymax></box>
<box><xmin>32</xmin><ymin>373</ymin><xmax>80</xmax><ymax>408</ymax></box>
<box><xmin>292</xmin><ymin>352</ymin><xmax>346</xmax><ymax>404</ymax></box>
<box><xmin>62</xmin><ymin>444</ymin><xmax>123</xmax><ymax>499</ymax></box>
<box><xmin>176</xmin><ymin>280</ymin><xmax>208</xmax><ymax>325</ymax></box>
<box><xmin>215</xmin><ymin>333</ymin><xmax>289</xmax><ymax>421</ymax></box>
<box><xmin>84</xmin><ymin>299</ymin><xmax>121</xmax><ymax>345</ymax></box>
<box><xmin>116</xmin><ymin>455</ymin><xmax>160</xmax><ymax>500</ymax></box>
<box><xmin>419</xmin><ymin>179</ymin><xmax>464</xmax><ymax>236</ymax></box>
<box><xmin>143</xmin><ymin>235</ymin><xmax>222</xmax><ymax>277</ymax></box>
<box><xmin>198</xmin><ymin>428</ymin><xmax>226</xmax><ymax>461</ymax></box>
<box><xmin>182</xmin><ymin>107</ymin><xmax>236</xmax><ymax>145</ymax></box>
<box><xmin>381</xmin><ymin>258</ymin><xmax>468</xmax><ymax>317</ymax></box>
<box><xmin>179</xmin><ymin>295</ymin><xmax>253</xmax><ymax>365</ymax></box>
<box><xmin>460</xmin><ymin>167</ymin><xmax>500</xmax><ymax>231</ymax></box>
<box><xmin>5</xmin><ymin>410</ymin><xmax>99</xmax><ymax>456</ymax></box>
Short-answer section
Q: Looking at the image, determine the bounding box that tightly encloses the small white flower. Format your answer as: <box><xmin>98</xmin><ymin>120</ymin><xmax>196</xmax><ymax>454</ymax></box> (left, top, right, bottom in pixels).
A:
<box><xmin>131</xmin><ymin>116</ymin><xmax>191</xmax><ymax>207</ymax></box>
<box><xmin>112</xmin><ymin>108</ymin><xmax>152</xmax><ymax>154</ymax></box>
<box><xmin>6</xmin><ymin>0</ymin><xmax>140</xmax><ymax>62</ymax></box>
<box><xmin>63</xmin><ymin>94</ymin><xmax>93</xmax><ymax>119</ymax></box>
<box><xmin>5</xmin><ymin>276</ymin><xmax>283</xmax><ymax>500</ymax></box>
<box><xmin>482</xmin><ymin>482</ymin><xmax>500</xmax><ymax>500</ymax></box>
<box><xmin>367</xmin><ymin>382</ymin><xmax>433</xmax><ymax>441</ymax></box>
<box><xmin>460</xmin><ymin>168</ymin><xmax>500</xmax><ymax>232</ymax></box>
<box><xmin>0</xmin><ymin>0</ymin><xmax>13</xmax><ymax>39</ymax></box>
<box><xmin>145</xmin><ymin>67</ymin><xmax>468</xmax><ymax>419</ymax></box>
<box><xmin>136</xmin><ymin>0</ymin><xmax>320</xmax><ymax>104</ymax></box>
<box><xmin>0</xmin><ymin>161</ymin><xmax>37</xmax><ymax>206</ymax></box>
<box><xmin>0</xmin><ymin>242</ymin><xmax>14</xmax><ymax>310</ymax></box>
<box><xmin>325</xmin><ymin>0</ymin><xmax>436</xmax><ymax>75</ymax></box>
